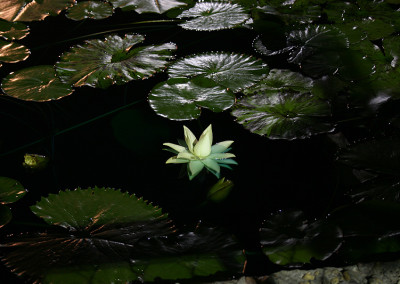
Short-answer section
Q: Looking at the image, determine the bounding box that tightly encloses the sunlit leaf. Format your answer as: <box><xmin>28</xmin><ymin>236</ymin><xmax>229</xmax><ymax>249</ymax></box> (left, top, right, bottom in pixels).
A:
<box><xmin>260</xmin><ymin>211</ymin><xmax>343</xmax><ymax>265</ymax></box>
<box><xmin>108</xmin><ymin>0</ymin><xmax>186</xmax><ymax>13</ymax></box>
<box><xmin>0</xmin><ymin>176</ymin><xmax>26</xmax><ymax>204</ymax></box>
<box><xmin>168</xmin><ymin>52</ymin><xmax>268</xmax><ymax>93</ymax></box>
<box><xmin>231</xmin><ymin>92</ymin><xmax>333</xmax><ymax>140</ymax></box>
<box><xmin>30</xmin><ymin>187</ymin><xmax>165</xmax><ymax>229</ymax></box>
<box><xmin>177</xmin><ymin>0</ymin><xmax>250</xmax><ymax>31</ymax></box>
<box><xmin>2</xmin><ymin>65</ymin><xmax>74</xmax><ymax>101</ymax></box>
<box><xmin>55</xmin><ymin>33</ymin><xmax>176</xmax><ymax>88</ymax></box>
<box><xmin>0</xmin><ymin>39</ymin><xmax>29</xmax><ymax>63</ymax></box>
<box><xmin>23</xmin><ymin>153</ymin><xmax>49</xmax><ymax>170</ymax></box>
<box><xmin>0</xmin><ymin>0</ymin><xmax>76</xmax><ymax>22</ymax></box>
<box><xmin>149</xmin><ymin>78</ymin><xmax>235</xmax><ymax>120</ymax></box>
<box><xmin>66</xmin><ymin>1</ymin><xmax>114</xmax><ymax>20</ymax></box>
<box><xmin>0</xmin><ymin>20</ymin><xmax>29</xmax><ymax>40</ymax></box>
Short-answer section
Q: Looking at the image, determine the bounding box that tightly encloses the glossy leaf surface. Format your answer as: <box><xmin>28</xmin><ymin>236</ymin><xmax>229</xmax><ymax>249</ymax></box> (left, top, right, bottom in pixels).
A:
<box><xmin>0</xmin><ymin>20</ymin><xmax>29</xmax><ymax>40</ymax></box>
<box><xmin>232</xmin><ymin>92</ymin><xmax>333</xmax><ymax>139</ymax></box>
<box><xmin>0</xmin><ymin>204</ymin><xmax>12</xmax><ymax>228</ymax></box>
<box><xmin>2</xmin><ymin>65</ymin><xmax>74</xmax><ymax>101</ymax></box>
<box><xmin>168</xmin><ymin>52</ymin><xmax>268</xmax><ymax>93</ymax></box>
<box><xmin>66</xmin><ymin>1</ymin><xmax>114</xmax><ymax>20</ymax></box>
<box><xmin>0</xmin><ymin>176</ymin><xmax>26</xmax><ymax>204</ymax></box>
<box><xmin>177</xmin><ymin>1</ymin><xmax>250</xmax><ymax>31</ymax></box>
<box><xmin>109</xmin><ymin>0</ymin><xmax>186</xmax><ymax>13</ymax></box>
<box><xmin>0</xmin><ymin>39</ymin><xmax>29</xmax><ymax>63</ymax></box>
<box><xmin>149</xmin><ymin>78</ymin><xmax>235</xmax><ymax>120</ymax></box>
<box><xmin>0</xmin><ymin>0</ymin><xmax>76</xmax><ymax>22</ymax></box>
<box><xmin>55</xmin><ymin>33</ymin><xmax>176</xmax><ymax>88</ymax></box>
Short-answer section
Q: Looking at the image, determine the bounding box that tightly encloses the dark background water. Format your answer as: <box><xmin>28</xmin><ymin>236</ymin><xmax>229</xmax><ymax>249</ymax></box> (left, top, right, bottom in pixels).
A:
<box><xmin>0</xmin><ymin>8</ymin><xmax>346</xmax><ymax>282</ymax></box>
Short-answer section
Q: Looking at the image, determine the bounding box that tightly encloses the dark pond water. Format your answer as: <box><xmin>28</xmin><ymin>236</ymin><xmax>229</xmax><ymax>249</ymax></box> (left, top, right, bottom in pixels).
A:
<box><xmin>1</xmin><ymin>1</ymin><xmax>400</xmax><ymax>283</ymax></box>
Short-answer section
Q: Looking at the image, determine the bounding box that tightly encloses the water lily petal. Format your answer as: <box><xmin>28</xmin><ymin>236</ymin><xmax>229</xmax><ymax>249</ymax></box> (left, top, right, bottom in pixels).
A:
<box><xmin>208</xmin><ymin>153</ymin><xmax>236</xmax><ymax>160</ymax></box>
<box><xmin>211</xmin><ymin>140</ymin><xmax>234</xmax><ymax>153</ymax></box>
<box><xmin>194</xmin><ymin>124</ymin><xmax>213</xmax><ymax>158</ymax></box>
<box><xmin>216</xmin><ymin>158</ymin><xmax>238</xmax><ymax>165</ymax></box>
<box><xmin>166</xmin><ymin>156</ymin><xmax>189</xmax><ymax>164</ymax></box>
<box><xmin>183</xmin><ymin>126</ymin><xmax>197</xmax><ymax>154</ymax></box>
<box><xmin>202</xmin><ymin>157</ymin><xmax>220</xmax><ymax>175</ymax></box>
<box><xmin>188</xmin><ymin>160</ymin><xmax>205</xmax><ymax>180</ymax></box>
<box><xmin>163</xmin><ymin>142</ymin><xmax>186</xmax><ymax>153</ymax></box>
<box><xmin>177</xmin><ymin>151</ymin><xmax>197</xmax><ymax>160</ymax></box>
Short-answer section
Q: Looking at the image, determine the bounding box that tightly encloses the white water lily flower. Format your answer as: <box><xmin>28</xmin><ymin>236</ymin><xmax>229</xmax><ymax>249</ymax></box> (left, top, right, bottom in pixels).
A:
<box><xmin>163</xmin><ymin>124</ymin><xmax>237</xmax><ymax>180</ymax></box>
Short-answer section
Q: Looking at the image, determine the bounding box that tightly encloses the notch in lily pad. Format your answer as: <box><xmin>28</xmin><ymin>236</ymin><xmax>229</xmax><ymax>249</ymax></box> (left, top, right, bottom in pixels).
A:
<box><xmin>0</xmin><ymin>177</ymin><xmax>27</xmax><ymax>228</ymax></box>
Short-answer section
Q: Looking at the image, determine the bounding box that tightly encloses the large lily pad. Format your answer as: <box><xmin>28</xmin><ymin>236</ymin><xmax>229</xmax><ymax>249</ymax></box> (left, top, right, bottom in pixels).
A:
<box><xmin>0</xmin><ymin>0</ymin><xmax>76</xmax><ymax>22</ymax></box>
<box><xmin>260</xmin><ymin>211</ymin><xmax>343</xmax><ymax>265</ymax></box>
<box><xmin>0</xmin><ymin>176</ymin><xmax>26</xmax><ymax>204</ymax></box>
<box><xmin>149</xmin><ymin>78</ymin><xmax>235</xmax><ymax>120</ymax></box>
<box><xmin>2</xmin><ymin>65</ymin><xmax>74</xmax><ymax>101</ymax></box>
<box><xmin>177</xmin><ymin>1</ymin><xmax>250</xmax><ymax>31</ymax></box>
<box><xmin>108</xmin><ymin>0</ymin><xmax>186</xmax><ymax>14</ymax></box>
<box><xmin>55</xmin><ymin>33</ymin><xmax>176</xmax><ymax>88</ymax></box>
<box><xmin>66</xmin><ymin>1</ymin><xmax>114</xmax><ymax>20</ymax></box>
<box><xmin>168</xmin><ymin>52</ymin><xmax>268</xmax><ymax>93</ymax></box>
<box><xmin>0</xmin><ymin>20</ymin><xmax>29</xmax><ymax>40</ymax></box>
<box><xmin>231</xmin><ymin>92</ymin><xmax>333</xmax><ymax>139</ymax></box>
<box><xmin>0</xmin><ymin>39</ymin><xmax>29</xmax><ymax>63</ymax></box>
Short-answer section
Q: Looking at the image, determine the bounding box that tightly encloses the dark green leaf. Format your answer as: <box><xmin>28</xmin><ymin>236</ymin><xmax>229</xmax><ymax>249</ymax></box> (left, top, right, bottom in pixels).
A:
<box><xmin>0</xmin><ymin>0</ymin><xmax>75</xmax><ymax>22</ymax></box>
<box><xmin>2</xmin><ymin>65</ymin><xmax>74</xmax><ymax>101</ymax></box>
<box><xmin>109</xmin><ymin>0</ymin><xmax>187</xmax><ymax>13</ymax></box>
<box><xmin>177</xmin><ymin>1</ymin><xmax>250</xmax><ymax>31</ymax></box>
<box><xmin>0</xmin><ymin>39</ymin><xmax>30</xmax><ymax>63</ymax></box>
<box><xmin>0</xmin><ymin>176</ymin><xmax>26</xmax><ymax>204</ymax></box>
<box><xmin>0</xmin><ymin>204</ymin><xmax>12</xmax><ymax>228</ymax></box>
<box><xmin>232</xmin><ymin>92</ymin><xmax>333</xmax><ymax>139</ymax></box>
<box><xmin>149</xmin><ymin>78</ymin><xmax>235</xmax><ymax>120</ymax></box>
<box><xmin>0</xmin><ymin>20</ymin><xmax>29</xmax><ymax>40</ymax></box>
<box><xmin>55</xmin><ymin>33</ymin><xmax>176</xmax><ymax>88</ymax></box>
<box><xmin>66</xmin><ymin>1</ymin><xmax>114</xmax><ymax>20</ymax></box>
<box><xmin>168</xmin><ymin>52</ymin><xmax>268</xmax><ymax>93</ymax></box>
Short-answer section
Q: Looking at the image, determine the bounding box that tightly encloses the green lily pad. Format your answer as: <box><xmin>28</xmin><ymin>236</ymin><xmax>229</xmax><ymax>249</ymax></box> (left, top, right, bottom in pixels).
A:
<box><xmin>149</xmin><ymin>78</ymin><xmax>235</xmax><ymax>120</ymax></box>
<box><xmin>260</xmin><ymin>211</ymin><xmax>343</xmax><ymax>265</ymax></box>
<box><xmin>0</xmin><ymin>20</ymin><xmax>29</xmax><ymax>40</ymax></box>
<box><xmin>66</xmin><ymin>1</ymin><xmax>114</xmax><ymax>20</ymax></box>
<box><xmin>0</xmin><ymin>0</ymin><xmax>76</xmax><ymax>22</ymax></box>
<box><xmin>2</xmin><ymin>65</ymin><xmax>74</xmax><ymax>101</ymax></box>
<box><xmin>108</xmin><ymin>0</ymin><xmax>186</xmax><ymax>13</ymax></box>
<box><xmin>30</xmin><ymin>187</ymin><xmax>165</xmax><ymax>230</ymax></box>
<box><xmin>55</xmin><ymin>33</ymin><xmax>176</xmax><ymax>88</ymax></box>
<box><xmin>168</xmin><ymin>52</ymin><xmax>268</xmax><ymax>93</ymax></box>
<box><xmin>0</xmin><ymin>39</ymin><xmax>30</xmax><ymax>63</ymax></box>
<box><xmin>231</xmin><ymin>92</ymin><xmax>333</xmax><ymax>139</ymax></box>
<box><xmin>0</xmin><ymin>204</ymin><xmax>12</xmax><ymax>228</ymax></box>
<box><xmin>244</xmin><ymin>69</ymin><xmax>314</xmax><ymax>95</ymax></box>
<box><xmin>177</xmin><ymin>1</ymin><xmax>250</xmax><ymax>31</ymax></box>
<box><xmin>0</xmin><ymin>176</ymin><xmax>26</xmax><ymax>204</ymax></box>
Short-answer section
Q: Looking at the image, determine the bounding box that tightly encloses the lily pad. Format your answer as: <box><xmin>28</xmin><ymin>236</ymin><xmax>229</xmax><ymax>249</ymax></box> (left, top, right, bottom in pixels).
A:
<box><xmin>149</xmin><ymin>78</ymin><xmax>235</xmax><ymax>120</ymax></box>
<box><xmin>66</xmin><ymin>1</ymin><xmax>114</xmax><ymax>20</ymax></box>
<box><xmin>260</xmin><ymin>211</ymin><xmax>343</xmax><ymax>265</ymax></box>
<box><xmin>2</xmin><ymin>65</ymin><xmax>74</xmax><ymax>101</ymax></box>
<box><xmin>0</xmin><ymin>176</ymin><xmax>26</xmax><ymax>204</ymax></box>
<box><xmin>0</xmin><ymin>20</ymin><xmax>29</xmax><ymax>40</ymax></box>
<box><xmin>231</xmin><ymin>92</ymin><xmax>333</xmax><ymax>140</ymax></box>
<box><xmin>55</xmin><ymin>33</ymin><xmax>176</xmax><ymax>88</ymax></box>
<box><xmin>177</xmin><ymin>0</ymin><xmax>250</xmax><ymax>31</ymax></box>
<box><xmin>30</xmin><ymin>187</ymin><xmax>165</xmax><ymax>230</ymax></box>
<box><xmin>0</xmin><ymin>204</ymin><xmax>12</xmax><ymax>228</ymax></box>
<box><xmin>168</xmin><ymin>52</ymin><xmax>268</xmax><ymax>93</ymax></box>
<box><xmin>0</xmin><ymin>0</ymin><xmax>76</xmax><ymax>22</ymax></box>
<box><xmin>243</xmin><ymin>69</ymin><xmax>314</xmax><ymax>95</ymax></box>
<box><xmin>0</xmin><ymin>39</ymin><xmax>30</xmax><ymax>63</ymax></box>
<box><xmin>108</xmin><ymin>0</ymin><xmax>186</xmax><ymax>13</ymax></box>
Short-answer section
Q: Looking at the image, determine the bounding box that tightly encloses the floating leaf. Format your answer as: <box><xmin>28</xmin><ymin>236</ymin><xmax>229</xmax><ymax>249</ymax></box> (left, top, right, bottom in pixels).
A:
<box><xmin>2</xmin><ymin>65</ymin><xmax>74</xmax><ymax>101</ymax></box>
<box><xmin>30</xmin><ymin>187</ymin><xmax>165</xmax><ymax>229</ymax></box>
<box><xmin>177</xmin><ymin>0</ymin><xmax>250</xmax><ymax>31</ymax></box>
<box><xmin>55</xmin><ymin>33</ymin><xmax>176</xmax><ymax>88</ymax></box>
<box><xmin>108</xmin><ymin>0</ymin><xmax>186</xmax><ymax>13</ymax></box>
<box><xmin>207</xmin><ymin>178</ymin><xmax>234</xmax><ymax>202</ymax></box>
<box><xmin>232</xmin><ymin>92</ymin><xmax>333</xmax><ymax>140</ymax></box>
<box><xmin>23</xmin><ymin>153</ymin><xmax>49</xmax><ymax>171</ymax></box>
<box><xmin>168</xmin><ymin>52</ymin><xmax>268</xmax><ymax>93</ymax></box>
<box><xmin>0</xmin><ymin>0</ymin><xmax>76</xmax><ymax>22</ymax></box>
<box><xmin>0</xmin><ymin>20</ymin><xmax>29</xmax><ymax>40</ymax></box>
<box><xmin>66</xmin><ymin>1</ymin><xmax>114</xmax><ymax>20</ymax></box>
<box><xmin>0</xmin><ymin>204</ymin><xmax>12</xmax><ymax>228</ymax></box>
<box><xmin>260</xmin><ymin>211</ymin><xmax>342</xmax><ymax>265</ymax></box>
<box><xmin>149</xmin><ymin>78</ymin><xmax>235</xmax><ymax>120</ymax></box>
<box><xmin>0</xmin><ymin>176</ymin><xmax>26</xmax><ymax>204</ymax></box>
<box><xmin>0</xmin><ymin>39</ymin><xmax>30</xmax><ymax>63</ymax></box>
<box><xmin>244</xmin><ymin>69</ymin><xmax>314</xmax><ymax>95</ymax></box>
